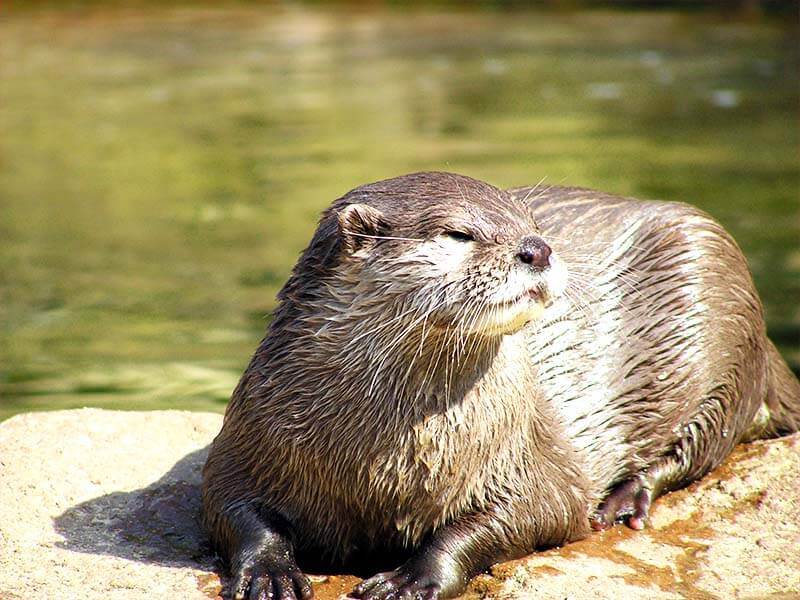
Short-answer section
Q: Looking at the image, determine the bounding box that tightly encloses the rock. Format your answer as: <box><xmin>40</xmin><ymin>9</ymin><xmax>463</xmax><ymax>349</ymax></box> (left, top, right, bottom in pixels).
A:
<box><xmin>477</xmin><ymin>436</ymin><xmax>800</xmax><ymax>599</ymax></box>
<box><xmin>0</xmin><ymin>409</ymin><xmax>222</xmax><ymax>600</ymax></box>
<box><xmin>0</xmin><ymin>409</ymin><xmax>798</xmax><ymax>599</ymax></box>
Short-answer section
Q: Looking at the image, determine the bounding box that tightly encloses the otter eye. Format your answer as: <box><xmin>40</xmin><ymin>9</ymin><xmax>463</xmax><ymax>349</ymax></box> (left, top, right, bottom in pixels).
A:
<box><xmin>443</xmin><ymin>230</ymin><xmax>475</xmax><ymax>242</ymax></box>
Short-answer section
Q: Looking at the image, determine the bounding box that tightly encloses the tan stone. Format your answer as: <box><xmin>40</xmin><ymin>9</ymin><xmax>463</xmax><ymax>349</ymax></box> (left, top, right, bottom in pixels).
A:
<box><xmin>0</xmin><ymin>409</ymin><xmax>797</xmax><ymax>599</ymax></box>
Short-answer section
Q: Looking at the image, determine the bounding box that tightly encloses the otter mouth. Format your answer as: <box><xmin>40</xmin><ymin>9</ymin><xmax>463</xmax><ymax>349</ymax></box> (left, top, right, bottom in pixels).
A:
<box><xmin>498</xmin><ymin>285</ymin><xmax>552</xmax><ymax>309</ymax></box>
<box><xmin>459</xmin><ymin>284</ymin><xmax>555</xmax><ymax>336</ymax></box>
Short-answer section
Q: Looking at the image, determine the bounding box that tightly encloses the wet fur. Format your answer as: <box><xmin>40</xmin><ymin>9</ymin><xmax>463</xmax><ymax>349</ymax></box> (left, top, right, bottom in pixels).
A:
<box><xmin>202</xmin><ymin>172</ymin><xmax>800</xmax><ymax>599</ymax></box>
<box><xmin>508</xmin><ymin>185</ymin><xmax>800</xmax><ymax>500</ymax></box>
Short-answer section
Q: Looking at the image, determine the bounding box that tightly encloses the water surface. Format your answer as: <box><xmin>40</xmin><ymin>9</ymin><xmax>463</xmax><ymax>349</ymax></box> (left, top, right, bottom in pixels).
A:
<box><xmin>1</xmin><ymin>5</ymin><xmax>798</xmax><ymax>420</ymax></box>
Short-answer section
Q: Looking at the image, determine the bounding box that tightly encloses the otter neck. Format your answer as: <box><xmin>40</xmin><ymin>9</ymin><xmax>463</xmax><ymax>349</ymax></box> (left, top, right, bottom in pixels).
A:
<box><xmin>285</xmin><ymin>294</ymin><xmax>526</xmax><ymax>414</ymax></box>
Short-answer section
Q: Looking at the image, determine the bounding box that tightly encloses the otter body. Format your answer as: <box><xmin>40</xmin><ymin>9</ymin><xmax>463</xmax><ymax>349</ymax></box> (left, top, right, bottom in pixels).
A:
<box><xmin>202</xmin><ymin>173</ymin><xmax>800</xmax><ymax>600</ymax></box>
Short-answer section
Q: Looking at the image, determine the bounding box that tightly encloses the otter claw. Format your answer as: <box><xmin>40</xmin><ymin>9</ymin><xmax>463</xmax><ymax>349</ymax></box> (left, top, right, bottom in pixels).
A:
<box><xmin>352</xmin><ymin>567</ymin><xmax>442</xmax><ymax>600</ymax></box>
<box><xmin>591</xmin><ymin>476</ymin><xmax>652</xmax><ymax>531</ymax></box>
<box><xmin>231</xmin><ymin>561</ymin><xmax>313</xmax><ymax>600</ymax></box>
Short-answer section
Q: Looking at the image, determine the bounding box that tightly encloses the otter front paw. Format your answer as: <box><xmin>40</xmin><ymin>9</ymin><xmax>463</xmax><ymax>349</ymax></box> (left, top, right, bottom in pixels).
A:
<box><xmin>352</xmin><ymin>567</ymin><xmax>442</xmax><ymax>600</ymax></box>
<box><xmin>230</xmin><ymin>552</ymin><xmax>313</xmax><ymax>600</ymax></box>
<box><xmin>352</xmin><ymin>550</ymin><xmax>469</xmax><ymax>600</ymax></box>
<box><xmin>591</xmin><ymin>475</ymin><xmax>652</xmax><ymax>531</ymax></box>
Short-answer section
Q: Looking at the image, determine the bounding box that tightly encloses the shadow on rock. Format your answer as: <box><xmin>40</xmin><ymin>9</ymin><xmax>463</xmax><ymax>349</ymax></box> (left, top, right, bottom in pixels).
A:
<box><xmin>53</xmin><ymin>446</ymin><xmax>216</xmax><ymax>571</ymax></box>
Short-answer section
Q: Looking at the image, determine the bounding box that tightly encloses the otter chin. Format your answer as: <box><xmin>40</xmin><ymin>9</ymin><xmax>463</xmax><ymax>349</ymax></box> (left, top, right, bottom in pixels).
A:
<box><xmin>479</xmin><ymin>253</ymin><xmax>567</xmax><ymax>336</ymax></box>
<box><xmin>202</xmin><ymin>172</ymin><xmax>800</xmax><ymax>600</ymax></box>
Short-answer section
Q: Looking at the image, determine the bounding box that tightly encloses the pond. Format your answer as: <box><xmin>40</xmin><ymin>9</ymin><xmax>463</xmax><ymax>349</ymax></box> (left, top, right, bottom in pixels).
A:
<box><xmin>0</xmin><ymin>4</ymin><xmax>797</xmax><ymax>420</ymax></box>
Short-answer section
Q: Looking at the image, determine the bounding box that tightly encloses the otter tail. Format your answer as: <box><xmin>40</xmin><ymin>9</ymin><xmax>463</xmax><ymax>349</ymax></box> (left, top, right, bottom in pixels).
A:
<box><xmin>751</xmin><ymin>340</ymin><xmax>800</xmax><ymax>439</ymax></box>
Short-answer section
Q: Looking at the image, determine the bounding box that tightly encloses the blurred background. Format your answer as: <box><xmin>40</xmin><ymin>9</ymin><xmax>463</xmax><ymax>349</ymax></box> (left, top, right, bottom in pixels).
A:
<box><xmin>0</xmin><ymin>1</ymin><xmax>798</xmax><ymax>421</ymax></box>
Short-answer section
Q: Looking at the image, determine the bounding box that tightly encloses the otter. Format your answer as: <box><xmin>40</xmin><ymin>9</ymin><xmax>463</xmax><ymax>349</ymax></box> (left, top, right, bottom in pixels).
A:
<box><xmin>201</xmin><ymin>172</ymin><xmax>800</xmax><ymax>600</ymax></box>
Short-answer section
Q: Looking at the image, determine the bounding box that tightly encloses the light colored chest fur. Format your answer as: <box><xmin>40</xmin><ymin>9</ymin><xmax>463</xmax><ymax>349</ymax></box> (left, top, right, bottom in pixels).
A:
<box><xmin>349</xmin><ymin>333</ymin><xmax>541</xmax><ymax>543</ymax></box>
<box><xmin>256</xmin><ymin>331</ymin><xmax>542</xmax><ymax>553</ymax></box>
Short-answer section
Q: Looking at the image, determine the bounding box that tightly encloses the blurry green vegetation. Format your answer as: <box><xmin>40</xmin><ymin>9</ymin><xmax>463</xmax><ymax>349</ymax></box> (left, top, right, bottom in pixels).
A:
<box><xmin>0</xmin><ymin>4</ymin><xmax>798</xmax><ymax>420</ymax></box>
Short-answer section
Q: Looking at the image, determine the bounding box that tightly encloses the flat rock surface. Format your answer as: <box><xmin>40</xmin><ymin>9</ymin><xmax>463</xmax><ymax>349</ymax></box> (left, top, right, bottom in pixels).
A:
<box><xmin>0</xmin><ymin>409</ymin><xmax>798</xmax><ymax>599</ymax></box>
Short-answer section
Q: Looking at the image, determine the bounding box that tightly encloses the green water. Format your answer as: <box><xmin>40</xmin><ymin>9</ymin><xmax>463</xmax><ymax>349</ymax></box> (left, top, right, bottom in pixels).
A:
<box><xmin>1</xmin><ymin>5</ymin><xmax>798</xmax><ymax>421</ymax></box>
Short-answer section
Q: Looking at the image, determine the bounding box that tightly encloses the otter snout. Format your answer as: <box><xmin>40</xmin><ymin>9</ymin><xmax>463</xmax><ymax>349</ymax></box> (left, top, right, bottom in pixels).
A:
<box><xmin>516</xmin><ymin>235</ymin><xmax>551</xmax><ymax>270</ymax></box>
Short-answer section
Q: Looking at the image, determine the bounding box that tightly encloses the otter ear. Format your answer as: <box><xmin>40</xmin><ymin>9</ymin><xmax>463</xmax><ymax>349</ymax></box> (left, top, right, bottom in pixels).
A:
<box><xmin>337</xmin><ymin>203</ymin><xmax>388</xmax><ymax>254</ymax></box>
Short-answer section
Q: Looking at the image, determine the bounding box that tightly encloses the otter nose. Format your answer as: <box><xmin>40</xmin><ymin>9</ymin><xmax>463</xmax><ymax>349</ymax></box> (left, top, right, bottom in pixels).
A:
<box><xmin>516</xmin><ymin>235</ymin><xmax>551</xmax><ymax>270</ymax></box>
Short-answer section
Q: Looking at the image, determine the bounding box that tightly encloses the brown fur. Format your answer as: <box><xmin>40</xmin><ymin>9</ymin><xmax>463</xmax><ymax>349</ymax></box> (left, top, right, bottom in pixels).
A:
<box><xmin>202</xmin><ymin>172</ymin><xmax>800</xmax><ymax>599</ymax></box>
<box><xmin>508</xmin><ymin>185</ymin><xmax>800</xmax><ymax>500</ymax></box>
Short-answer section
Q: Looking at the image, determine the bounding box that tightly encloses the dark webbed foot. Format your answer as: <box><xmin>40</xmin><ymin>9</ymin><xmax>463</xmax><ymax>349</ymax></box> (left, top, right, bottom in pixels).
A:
<box><xmin>592</xmin><ymin>453</ymin><xmax>694</xmax><ymax>531</ymax></box>
<box><xmin>230</xmin><ymin>542</ymin><xmax>313</xmax><ymax>600</ymax></box>
<box><xmin>351</xmin><ymin>549</ymin><xmax>469</xmax><ymax>600</ymax></box>
<box><xmin>352</xmin><ymin>567</ymin><xmax>442</xmax><ymax>600</ymax></box>
<box><xmin>591</xmin><ymin>475</ymin><xmax>652</xmax><ymax>531</ymax></box>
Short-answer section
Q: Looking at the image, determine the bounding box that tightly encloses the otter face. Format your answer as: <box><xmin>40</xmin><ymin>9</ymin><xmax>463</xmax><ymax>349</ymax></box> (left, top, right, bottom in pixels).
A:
<box><xmin>329</xmin><ymin>172</ymin><xmax>568</xmax><ymax>337</ymax></box>
<box><xmin>389</xmin><ymin>229</ymin><xmax>567</xmax><ymax>336</ymax></box>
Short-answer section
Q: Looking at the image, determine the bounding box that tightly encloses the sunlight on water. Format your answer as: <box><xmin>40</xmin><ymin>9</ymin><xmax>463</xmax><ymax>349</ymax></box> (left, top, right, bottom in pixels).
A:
<box><xmin>0</xmin><ymin>5</ymin><xmax>797</xmax><ymax>420</ymax></box>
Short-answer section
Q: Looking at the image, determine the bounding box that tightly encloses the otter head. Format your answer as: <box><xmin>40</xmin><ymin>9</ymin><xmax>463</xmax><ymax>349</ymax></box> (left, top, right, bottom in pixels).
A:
<box><xmin>286</xmin><ymin>172</ymin><xmax>566</xmax><ymax>338</ymax></box>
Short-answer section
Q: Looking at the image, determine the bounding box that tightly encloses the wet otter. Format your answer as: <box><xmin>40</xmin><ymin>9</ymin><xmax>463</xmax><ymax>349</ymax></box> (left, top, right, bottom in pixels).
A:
<box><xmin>201</xmin><ymin>172</ymin><xmax>800</xmax><ymax>600</ymax></box>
